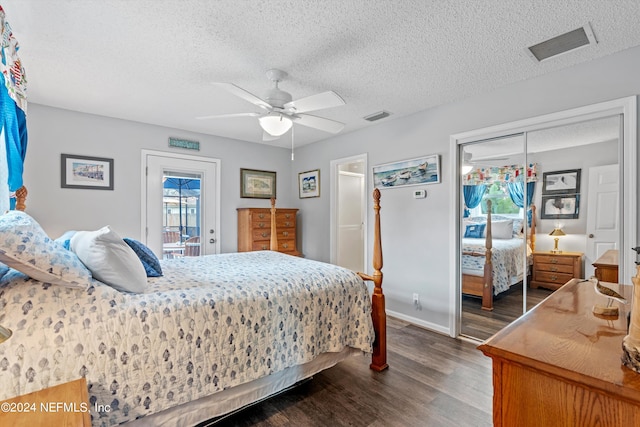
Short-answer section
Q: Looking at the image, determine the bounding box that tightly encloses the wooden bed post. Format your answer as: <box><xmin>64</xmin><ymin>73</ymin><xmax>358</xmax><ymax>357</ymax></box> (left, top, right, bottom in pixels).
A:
<box><xmin>358</xmin><ymin>189</ymin><xmax>388</xmax><ymax>371</ymax></box>
<box><xmin>269</xmin><ymin>197</ymin><xmax>278</xmax><ymax>251</ymax></box>
<box><xmin>529</xmin><ymin>204</ymin><xmax>536</xmax><ymax>252</ymax></box>
<box><xmin>14</xmin><ymin>185</ymin><xmax>27</xmax><ymax>211</ymax></box>
<box><xmin>481</xmin><ymin>200</ymin><xmax>493</xmax><ymax>311</ymax></box>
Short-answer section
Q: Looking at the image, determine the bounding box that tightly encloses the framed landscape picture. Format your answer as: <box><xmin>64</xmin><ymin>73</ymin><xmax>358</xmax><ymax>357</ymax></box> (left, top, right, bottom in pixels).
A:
<box><xmin>298</xmin><ymin>169</ymin><xmax>320</xmax><ymax>198</ymax></box>
<box><xmin>240</xmin><ymin>168</ymin><xmax>276</xmax><ymax>199</ymax></box>
<box><xmin>61</xmin><ymin>154</ymin><xmax>114</xmax><ymax>190</ymax></box>
<box><xmin>373</xmin><ymin>154</ymin><xmax>440</xmax><ymax>189</ymax></box>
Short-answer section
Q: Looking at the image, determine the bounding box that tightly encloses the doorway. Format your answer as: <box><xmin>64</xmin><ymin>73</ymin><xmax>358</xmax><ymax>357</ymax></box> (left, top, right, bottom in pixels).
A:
<box><xmin>141</xmin><ymin>150</ymin><xmax>221</xmax><ymax>258</ymax></box>
<box><xmin>330</xmin><ymin>154</ymin><xmax>367</xmax><ymax>272</ymax></box>
<box><xmin>450</xmin><ymin>96</ymin><xmax>637</xmax><ymax>340</ymax></box>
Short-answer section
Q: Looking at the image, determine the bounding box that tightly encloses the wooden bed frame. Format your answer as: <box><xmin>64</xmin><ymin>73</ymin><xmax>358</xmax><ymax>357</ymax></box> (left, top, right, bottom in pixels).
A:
<box><xmin>462</xmin><ymin>200</ymin><xmax>536</xmax><ymax>311</ymax></box>
<box><xmin>270</xmin><ymin>190</ymin><xmax>388</xmax><ymax>371</ymax></box>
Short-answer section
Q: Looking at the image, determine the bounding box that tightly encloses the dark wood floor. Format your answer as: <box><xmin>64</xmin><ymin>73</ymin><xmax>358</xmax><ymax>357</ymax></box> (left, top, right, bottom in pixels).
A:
<box><xmin>461</xmin><ymin>282</ymin><xmax>553</xmax><ymax>341</ymax></box>
<box><xmin>212</xmin><ymin>317</ymin><xmax>493</xmax><ymax>427</ymax></box>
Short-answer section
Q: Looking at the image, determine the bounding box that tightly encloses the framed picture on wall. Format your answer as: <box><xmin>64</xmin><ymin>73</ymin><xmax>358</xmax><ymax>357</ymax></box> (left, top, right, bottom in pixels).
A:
<box><xmin>542</xmin><ymin>169</ymin><xmax>581</xmax><ymax>195</ymax></box>
<box><xmin>298</xmin><ymin>169</ymin><xmax>320</xmax><ymax>198</ymax></box>
<box><xmin>240</xmin><ymin>168</ymin><xmax>276</xmax><ymax>199</ymax></box>
<box><xmin>541</xmin><ymin>194</ymin><xmax>580</xmax><ymax>219</ymax></box>
<box><xmin>373</xmin><ymin>154</ymin><xmax>440</xmax><ymax>189</ymax></box>
<box><xmin>61</xmin><ymin>154</ymin><xmax>114</xmax><ymax>190</ymax></box>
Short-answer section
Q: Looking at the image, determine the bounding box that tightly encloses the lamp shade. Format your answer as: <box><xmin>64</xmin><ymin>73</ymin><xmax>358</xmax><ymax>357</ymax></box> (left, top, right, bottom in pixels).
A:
<box><xmin>259</xmin><ymin>113</ymin><xmax>292</xmax><ymax>136</ymax></box>
<box><xmin>549</xmin><ymin>228</ymin><xmax>566</xmax><ymax>237</ymax></box>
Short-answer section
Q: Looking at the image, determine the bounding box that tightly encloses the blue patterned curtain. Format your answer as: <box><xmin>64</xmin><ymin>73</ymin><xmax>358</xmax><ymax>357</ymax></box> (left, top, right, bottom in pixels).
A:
<box><xmin>0</xmin><ymin>6</ymin><xmax>27</xmax><ymax>212</ymax></box>
<box><xmin>507</xmin><ymin>181</ymin><xmax>536</xmax><ymax>225</ymax></box>
<box><xmin>463</xmin><ymin>184</ymin><xmax>487</xmax><ymax>217</ymax></box>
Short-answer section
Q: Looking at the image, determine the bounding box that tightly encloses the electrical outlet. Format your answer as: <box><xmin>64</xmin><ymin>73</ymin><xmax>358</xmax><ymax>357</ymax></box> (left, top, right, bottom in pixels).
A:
<box><xmin>413</xmin><ymin>293</ymin><xmax>419</xmax><ymax>304</ymax></box>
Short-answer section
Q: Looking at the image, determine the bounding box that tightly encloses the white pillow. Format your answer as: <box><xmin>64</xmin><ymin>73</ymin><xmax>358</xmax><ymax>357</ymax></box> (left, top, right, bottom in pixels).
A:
<box><xmin>490</xmin><ymin>220</ymin><xmax>514</xmax><ymax>239</ymax></box>
<box><xmin>71</xmin><ymin>226</ymin><xmax>146</xmax><ymax>293</ymax></box>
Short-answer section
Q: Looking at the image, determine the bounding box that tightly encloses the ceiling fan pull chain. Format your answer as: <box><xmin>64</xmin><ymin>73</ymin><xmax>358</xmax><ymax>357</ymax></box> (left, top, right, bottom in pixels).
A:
<box><xmin>291</xmin><ymin>125</ymin><xmax>295</xmax><ymax>161</ymax></box>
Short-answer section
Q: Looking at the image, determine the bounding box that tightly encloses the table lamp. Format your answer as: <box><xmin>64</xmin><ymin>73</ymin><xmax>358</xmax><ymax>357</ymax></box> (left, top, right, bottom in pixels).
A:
<box><xmin>549</xmin><ymin>227</ymin><xmax>565</xmax><ymax>253</ymax></box>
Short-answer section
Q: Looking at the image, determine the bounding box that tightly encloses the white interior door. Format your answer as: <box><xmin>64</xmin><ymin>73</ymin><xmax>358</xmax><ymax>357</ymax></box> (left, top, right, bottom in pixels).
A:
<box><xmin>585</xmin><ymin>164</ymin><xmax>619</xmax><ymax>278</ymax></box>
<box><xmin>337</xmin><ymin>171</ymin><xmax>365</xmax><ymax>271</ymax></box>
<box><xmin>142</xmin><ymin>151</ymin><xmax>220</xmax><ymax>257</ymax></box>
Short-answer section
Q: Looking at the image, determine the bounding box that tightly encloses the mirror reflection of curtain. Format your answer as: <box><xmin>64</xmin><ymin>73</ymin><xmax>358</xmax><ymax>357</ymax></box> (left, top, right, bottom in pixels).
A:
<box><xmin>507</xmin><ymin>181</ymin><xmax>536</xmax><ymax>225</ymax></box>
<box><xmin>463</xmin><ymin>185</ymin><xmax>486</xmax><ymax>217</ymax></box>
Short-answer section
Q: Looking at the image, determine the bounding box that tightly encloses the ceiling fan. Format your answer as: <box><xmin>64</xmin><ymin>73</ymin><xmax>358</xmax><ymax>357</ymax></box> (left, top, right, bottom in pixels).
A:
<box><xmin>197</xmin><ymin>69</ymin><xmax>346</xmax><ymax>141</ymax></box>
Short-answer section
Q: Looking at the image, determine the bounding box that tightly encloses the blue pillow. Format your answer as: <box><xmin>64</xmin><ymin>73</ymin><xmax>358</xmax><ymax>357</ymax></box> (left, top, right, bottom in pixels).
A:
<box><xmin>123</xmin><ymin>238</ymin><xmax>163</xmax><ymax>277</ymax></box>
<box><xmin>0</xmin><ymin>263</ymin><xmax>9</xmax><ymax>280</ymax></box>
<box><xmin>55</xmin><ymin>230</ymin><xmax>77</xmax><ymax>250</ymax></box>
<box><xmin>464</xmin><ymin>223</ymin><xmax>486</xmax><ymax>239</ymax></box>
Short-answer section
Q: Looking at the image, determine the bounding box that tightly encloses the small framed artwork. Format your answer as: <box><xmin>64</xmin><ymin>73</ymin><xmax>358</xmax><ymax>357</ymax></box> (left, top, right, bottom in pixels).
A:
<box><xmin>542</xmin><ymin>169</ymin><xmax>581</xmax><ymax>195</ymax></box>
<box><xmin>541</xmin><ymin>194</ymin><xmax>580</xmax><ymax>219</ymax></box>
<box><xmin>61</xmin><ymin>154</ymin><xmax>114</xmax><ymax>190</ymax></box>
<box><xmin>373</xmin><ymin>154</ymin><xmax>440</xmax><ymax>189</ymax></box>
<box><xmin>240</xmin><ymin>168</ymin><xmax>276</xmax><ymax>199</ymax></box>
<box><xmin>299</xmin><ymin>169</ymin><xmax>320</xmax><ymax>198</ymax></box>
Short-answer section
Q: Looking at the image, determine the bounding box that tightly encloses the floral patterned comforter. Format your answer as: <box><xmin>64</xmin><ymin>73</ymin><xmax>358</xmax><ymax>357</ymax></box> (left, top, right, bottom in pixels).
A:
<box><xmin>462</xmin><ymin>237</ymin><xmax>529</xmax><ymax>295</ymax></box>
<box><xmin>0</xmin><ymin>251</ymin><xmax>374</xmax><ymax>426</ymax></box>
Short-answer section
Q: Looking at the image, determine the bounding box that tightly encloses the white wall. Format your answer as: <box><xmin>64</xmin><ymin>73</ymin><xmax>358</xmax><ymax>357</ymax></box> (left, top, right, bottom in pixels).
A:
<box><xmin>23</xmin><ymin>105</ymin><xmax>294</xmax><ymax>253</ymax></box>
<box><xmin>293</xmin><ymin>45</ymin><xmax>640</xmax><ymax>332</ymax></box>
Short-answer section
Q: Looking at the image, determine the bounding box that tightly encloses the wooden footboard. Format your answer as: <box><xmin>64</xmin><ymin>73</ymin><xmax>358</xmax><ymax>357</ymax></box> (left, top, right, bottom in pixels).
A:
<box><xmin>269</xmin><ymin>190</ymin><xmax>387</xmax><ymax>372</ymax></box>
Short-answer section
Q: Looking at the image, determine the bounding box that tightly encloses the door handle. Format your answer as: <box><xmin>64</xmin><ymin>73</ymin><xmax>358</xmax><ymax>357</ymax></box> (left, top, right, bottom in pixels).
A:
<box><xmin>209</xmin><ymin>239</ymin><xmax>216</xmax><ymax>244</ymax></box>
<box><xmin>588</xmin><ymin>234</ymin><xmax>594</xmax><ymax>238</ymax></box>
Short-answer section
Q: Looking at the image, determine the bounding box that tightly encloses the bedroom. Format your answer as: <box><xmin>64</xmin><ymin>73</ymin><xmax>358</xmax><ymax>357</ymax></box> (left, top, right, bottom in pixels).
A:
<box><xmin>2</xmin><ymin>1</ymin><xmax>640</xmax><ymax>425</ymax></box>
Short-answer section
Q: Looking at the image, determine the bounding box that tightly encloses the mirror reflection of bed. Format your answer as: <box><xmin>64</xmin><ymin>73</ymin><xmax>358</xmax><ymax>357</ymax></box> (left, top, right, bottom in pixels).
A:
<box><xmin>460</xmin><ymin>114</ymin><xmax>621</xmax><ymax>341</ymax></box>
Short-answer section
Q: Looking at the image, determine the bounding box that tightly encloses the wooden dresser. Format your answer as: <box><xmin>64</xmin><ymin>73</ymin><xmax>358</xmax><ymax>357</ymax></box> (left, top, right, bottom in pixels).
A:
<box><xmin>479</xmin><ymin>279</ymin><xmax>640</xmax><ymax>427</ymax></box>
<box><xmin>237</xmin><ymin>207</ymin><xmax>300</xmax><ymax>256</ymax></box>
<box><xmin>530</xmin><ymin>251</ymin><xmax>582</xmax><ymax>290</ymax></box>
<box><xmin>593</xmin><ymin>249</ymin><xmax>619</xmax><ymax>283</ymax></box>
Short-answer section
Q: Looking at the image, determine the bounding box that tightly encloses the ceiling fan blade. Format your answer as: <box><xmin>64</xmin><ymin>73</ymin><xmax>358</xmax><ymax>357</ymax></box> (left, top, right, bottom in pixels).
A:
<box><xmin>212</xmin><ymin>83</ymin><xmax>272</xmax><ymax>110</ymax></box>
<box><xmin>284</xmin><ymin>91</ymin><xmax>345</xmax><ymax>113</ymax></box>
<box><xmin>292</xmin><ymin>114</ymin><xmax>345</xmax><ymax>134</ymax></box>
<box><xmin>196</xmin><ymin>112</ymin><xmax>260</xmax><ymax>120</ymax></box>
<box><xmin>262</xmin><ymin>131</ymin><xmax>280</xmax><ymax>142</ymax></box>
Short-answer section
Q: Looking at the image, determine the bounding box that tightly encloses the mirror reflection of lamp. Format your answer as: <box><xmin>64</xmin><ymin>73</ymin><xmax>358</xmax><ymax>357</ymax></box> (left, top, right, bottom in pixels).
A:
<box><xmin>0</xmin><ymin>324</ymin><xmax>11</xmax><ymax>344</ymax></box>
<box><xmin>549</xmin><ymin>227</ymin><xmax>566</xmax><ymax>253</ymax></box>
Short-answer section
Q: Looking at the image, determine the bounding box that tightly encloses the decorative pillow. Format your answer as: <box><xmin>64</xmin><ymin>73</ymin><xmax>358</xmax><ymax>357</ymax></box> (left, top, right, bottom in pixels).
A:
<box><xmin>491</xmin><ymin>220</ymin><xmax>514</xmax><ymax>239</ymax></box>
<box><xmin>123</xmin><ymin>238</ymin><xmax>163</xmax><ymax>277</ymax></box>
<box><xmin>512</xmin><ymin>218</ymin><xmax>524</xmax><ymax>236</ymax></box>
<box><xmin>0</xmin><ymin>263</ymin><xmax>9</xmax><ymax>281</ymax></box>
<box><xmin>54</xmin><ymin>230</ymin><xmax>77</xmax><ymax>250</ymax></box>
<box><xmin>71</xmin><ymin>226</ymin><xmax>147</xmax><ymax>293</ymax></box>
<box><xmin>0</xmin><ymin>210</ymin><xmax>92</xmax><ymax>288</ymax></box>
<box><xmin>464</xmin><ymin>223</ymin><xmax>486</xmax><ymax>239</ymax></box>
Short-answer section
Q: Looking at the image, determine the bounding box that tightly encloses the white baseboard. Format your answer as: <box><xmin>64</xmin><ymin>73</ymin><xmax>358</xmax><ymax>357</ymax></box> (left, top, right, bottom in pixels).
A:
<box><xmin>386</xmin><ymin>309</ymin><xmax>451</xmax><ymax>336</ymax></box>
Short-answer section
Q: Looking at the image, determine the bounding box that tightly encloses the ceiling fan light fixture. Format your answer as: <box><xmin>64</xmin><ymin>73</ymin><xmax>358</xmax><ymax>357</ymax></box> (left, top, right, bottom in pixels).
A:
<box><xmin>259</xmin><ymin>113</ymin><xmax>292</xmax><ymax>136</ymax></box>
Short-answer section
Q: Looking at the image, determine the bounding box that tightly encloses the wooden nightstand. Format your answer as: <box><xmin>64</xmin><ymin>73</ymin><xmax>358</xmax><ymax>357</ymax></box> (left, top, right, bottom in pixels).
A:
<box><xmin>530</xmin><ymin>251</ymin><xmax>583</xmax><ymax>291</ymax></box>
<box><xmin>593</xmin><ymin>249</ymin><xmax>619</xmax><ymax>283</ymax></box>
<box><xmin>0</xmin><ymin>377</ymin><xmax>91</xmax><ymax>426</ymax></box>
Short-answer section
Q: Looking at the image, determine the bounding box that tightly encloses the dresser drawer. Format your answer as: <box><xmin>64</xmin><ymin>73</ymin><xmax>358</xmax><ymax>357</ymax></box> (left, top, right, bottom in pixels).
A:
<box><xmin>252</xmin><ymin>239</ymin><xmax>296</xmax><ymax>252</ymax></box>
<box><xmin>251</xmin><ymin>228</ymin><xmax>295</xmax><ymax>242</ymax></box>
<box><xmin>251</xmin><ymin>217</ymin><xmax>296</xmax><ymax>230</ymax></box>
<box><xmin>535</xmin><ymin>262</ymin><xmax>574</xmax><ymax>274</ymax></box>
<box><xmin>534</xmin><ymin>255</ymin><xmax>574</xmax><ymax>266</ymax></box>
<box><xmin>534</xmin><ymin>271</ymin><xmax>574</xmax><ymax>285</ymax></box>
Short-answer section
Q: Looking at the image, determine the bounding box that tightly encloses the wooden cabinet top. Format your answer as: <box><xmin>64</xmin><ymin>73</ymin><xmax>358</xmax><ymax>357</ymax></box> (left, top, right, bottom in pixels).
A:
<box><xmin>478</xmin><ymin>278</ymin><xmax>640</xmax><ymax>402</ymax></box>
<box><xmin>593</xmin><ymin>249</ymin><xmax>619</xmax><ymax>267</ymax></box>
<box><xmin>532</xmin><ymin>251</ymin><xmax>583</xmax><ymax>257</ymax></box>
<box><xmin>237</xmin><ymin>207</ymin><xmax>298</xmax><ymax>213</ymax></box>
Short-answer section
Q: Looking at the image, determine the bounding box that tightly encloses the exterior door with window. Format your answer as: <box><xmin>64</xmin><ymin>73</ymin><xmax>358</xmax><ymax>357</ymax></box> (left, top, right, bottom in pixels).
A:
<box><xmin>142</xmin><ymin>150</ymin><xmax>220</xmax><ymax>258</ymax></box>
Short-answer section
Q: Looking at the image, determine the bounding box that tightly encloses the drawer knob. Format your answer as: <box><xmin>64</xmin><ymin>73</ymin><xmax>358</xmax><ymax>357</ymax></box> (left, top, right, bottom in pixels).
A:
<box><xmin>283</xmin><ymin>231</ymin><xmax>289</xmax><ymax>237</ymax></box>
<box><xmin>550</xmin><ymin>267</ymin><xmax>558</xmax><ymax>272</ymax></box>
<box><xmin>261</xmin><ymin>232</ymin><xmax>268</xmax><ymax>238</ymax></box>
<box><xmin>551</xmin><ymin>275</ymin><xmax>558</xmax><ymax>281</ymax></box>
<box><xmin>258</xmin><ymin>213</ymin><xmax>265</xmax><ymax>219</ymax></box>
<box><xmin>285</xmin><ymin>222</ymin><xmax>291</xmax><ymax>227</ymax></box>
<box><xmin>283</xmin><ymin>243</ymin><xmax>288</xmax><ymax>248</ymax></box>
<box><xmin>261</xmin><ymin>245</ymin><xmax>267</xmax><ymax>250</ymax></box>
<box><xmin>551</xmin><ymin>259</ymin><xmax>558</xmax><ymax>264</ymax></box>
<box><xmin>258</xmin><ymin>222</ymin><xmax>265</xmax><ymax>228</ymax></box>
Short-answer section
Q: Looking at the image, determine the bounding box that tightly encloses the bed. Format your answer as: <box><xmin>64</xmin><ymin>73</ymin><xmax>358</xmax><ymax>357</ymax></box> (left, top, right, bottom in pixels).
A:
<box><xmin>461</xmin><ymin>202</ymin><xmax>536</xmax><ymax>311</ymax></box>
<box><xmin>0</xmin><ymin>190</ymin><xmax>387</xmax><ymax>426</ymax></box>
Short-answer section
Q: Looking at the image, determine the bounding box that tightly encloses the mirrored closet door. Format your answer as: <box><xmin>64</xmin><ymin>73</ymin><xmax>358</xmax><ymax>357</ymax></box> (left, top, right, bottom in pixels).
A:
<box><xmin>459</xmin><ymin>115</ymin><xmax>622</xmax><ymax>341</ymax></box>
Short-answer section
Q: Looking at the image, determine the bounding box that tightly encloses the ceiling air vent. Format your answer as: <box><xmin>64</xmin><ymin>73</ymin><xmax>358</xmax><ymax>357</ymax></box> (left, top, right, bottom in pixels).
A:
<box><xmin>363</xmin><ymin>110</ymin><xmax>392</xmax><ymax>122</ymax></box>
<box><xmin>527</xmin><ymin>23</ymin><xmax>597</xmax><ymax>62</ymax></box>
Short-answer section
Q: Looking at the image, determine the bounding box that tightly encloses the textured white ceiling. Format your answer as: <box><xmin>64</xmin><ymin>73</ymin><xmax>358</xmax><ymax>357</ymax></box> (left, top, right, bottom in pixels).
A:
<box><xmin>3</xmin><ymin>1</ymin><xmax>640</xmax><ymax>148</ymax></box>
